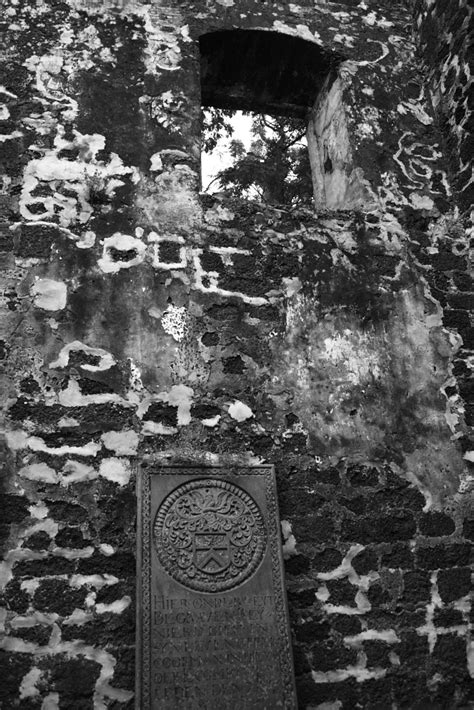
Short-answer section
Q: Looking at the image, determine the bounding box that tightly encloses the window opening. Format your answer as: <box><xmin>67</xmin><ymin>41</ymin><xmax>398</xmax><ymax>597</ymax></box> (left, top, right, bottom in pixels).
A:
<box><xmin>202</xmin><ymin>108</ymin><xmax>312</xmax><ymax>207</ymax></box>
<box><xmin>199</xmin><ymin>30</ymin><xmax>344</xmax><ymax>209</ymax></box>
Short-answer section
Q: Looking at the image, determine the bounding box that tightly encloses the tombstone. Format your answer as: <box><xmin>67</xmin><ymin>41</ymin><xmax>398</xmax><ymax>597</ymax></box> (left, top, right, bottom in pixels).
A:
<box><xmin>136</xmin><ymin>464</ymin><xmax>297</xmax><ymax>709</ymax></box>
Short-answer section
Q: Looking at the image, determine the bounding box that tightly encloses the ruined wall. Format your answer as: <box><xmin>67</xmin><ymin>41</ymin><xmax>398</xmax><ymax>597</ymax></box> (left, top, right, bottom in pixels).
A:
<box><xmin>413</xmin><ymin>0</ymin><xmax>473</xmax><ymax>213</ymax></box>
<box><xmin>0</xmin><ymin>1</ymin><xmax>473</xmax><ymax>708</ymax></box>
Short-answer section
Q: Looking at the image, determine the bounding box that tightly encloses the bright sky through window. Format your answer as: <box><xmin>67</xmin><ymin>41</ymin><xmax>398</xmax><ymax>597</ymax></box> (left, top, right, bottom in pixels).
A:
<box><xmin>201</xmin><ymin>111</ymin><xmax>253</xmax><ymax>193</ymax></box>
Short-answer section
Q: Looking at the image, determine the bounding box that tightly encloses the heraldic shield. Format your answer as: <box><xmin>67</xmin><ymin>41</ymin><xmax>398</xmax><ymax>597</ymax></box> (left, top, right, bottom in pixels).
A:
<box><xmin>153</xmin><ymin>478</ymin><xmax>267</xmax><ymax>592</ymax></box>
<box><xmin>193</xmin><ymin>532</ymin><xmax>231</xmax><ymax>574</ymax></box>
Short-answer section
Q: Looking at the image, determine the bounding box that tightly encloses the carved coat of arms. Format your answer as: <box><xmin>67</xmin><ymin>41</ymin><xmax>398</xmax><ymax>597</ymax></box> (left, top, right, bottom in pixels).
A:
<box><xmin>153</xmin><ymin>479</ymin><xmax>267</xmax><ymax>592</ymax></box>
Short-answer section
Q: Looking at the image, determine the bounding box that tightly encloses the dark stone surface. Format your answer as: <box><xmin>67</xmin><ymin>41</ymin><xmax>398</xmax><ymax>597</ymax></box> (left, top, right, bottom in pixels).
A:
<box><xmin>292</xmin><ymin>514</ymin><xmax>336</xmax><ymax>543</ymax></box>
<box><xmin>45</xmin><ymin>500</ymin><xmax>89</xmax><ymax>524</ymax></box>
<box><xmin>329</xmin><ymin>614</ymin><xmax>362</xmax><ymax>636</ymax></box>
<box><xmin>13</xmin><ymin>557</ymin><xmax>76</xmax><ymax>577</ymax></box>
<box><xmin>4</xmin><ymin>579</ymin><xmax>29</xmax><ymax>614</ymax></box>
<box><xmin>437</xmin><ymin>566</ymin><xmax>472</xmax><ymax>603</ymax></box>
<box><xmin>144</xmin><ymin>402</ymin><xmax>178</xmax><ymax>426</ymax></box>
<box><xmin>15</xmin><ymin>624</ymin><xmax>52</xmax><ymax>645</ymax></box>
<box><xmin>433</xmin><ymin>633</ymin><xmax>467</xmax><ymax>666</ymax></box>
<box><xmin>4</xmin><ymin>494</ymin><xmax>30</xmax><ymax>523</ymax></box>
<box><xmin>398</xmin><ymin>632</ymin><xmax>429</xmax><ymax>669</ymax></box>
<box><xmin>364</xmin><ymin>639</ymin><xmax>393</xmax><ymax>667</ymax></box>
<box><xmin>433</xmin><ymin>607</ymin><xmax>464</xmax><ymax>626</ymax></box>
<box><xmin>33</xmin><ymin>579</ymin><xmax>88</xmax><ymax>615</ymax></box>
<box><xmin>77</xmin><ymin>551</ymin><xmax>135</xmax><ymax>577</ymax></box>
<box><xmin>311</xmin><ymin>640</ymin><xmax>357</xmax><ymax>672</ymax></box>
<box><xmin>55</xmin><ymin>527</ymin><xmax>89</xmax><ymax>549</ymax></box>
<box><xmin>381</xmin><ymin>543</ymin><xmax>414</xmax><ymax>570</ymax></box>
<box><xmin>326</xmin><ymin>579</ymin><xmax>357</xmax><ymax>606</ymax></box>
<box><xmin>284</xmin><ymin>554</ymin><xmax>311</xmax><ymax>576</ymax></box>
<box><xmin>419</xmin><ymin>511</ymin><xmax>455</xmax><ymax>536</ymax></box>
<box><xmin>462</xmin><ymin>517</ymin><xmax>474</xmax><ymax>541</ymax></box>
<box><xmin>352</xmin><ymin>547</ymin><xmax>378</xmax><ymax>575</ymax></box>
<box><xmin>346</xmin><ymin>464</ymin><xmax>379</xmax><ymax>487</ymax></box>
<box><xmin>402</xmin><ymin>570</ymin><xmax>432</xmax><ymax>606</ymax></box>
<box><xmin>367</xmin><ymin>582</ymin><xmax>391</xmax><ymax>607</ymax></box>
<box><xmin>295</xmin><ymin>619</ymin><xmax>330</xmax><ymax>643</ymax></box>
<box><xmin>61</xmin><ymin>607</ymin><xmax>135</xmax><ymax>646</ymax></box>
<box><xmin>311</xmin><ymin>548</ymin><xmax>343</xmax><ymax>573</ymax></box>
<box><xmin>417</xmin><ymin>543</ymin><xmax>472</xmax><ymax>569</ymax></box>
<box><xmin>45</xmin><ymin>654</ymin><xmax>101</xmax><ymax>708</ymax></box>
<box><xmin>24</xmin><ymin>531</ymin><xmax>51</xmax><ymax>551</ymax></box>
<box><xmin>288</xmin><ymin>587</ymin><xmax>318</xmax><ymax>609</ymax></box>
<box><xmin>110</xmin><ymin>647</ymin><xmax>135</xmax><ymax>691</ymax></box>
<box><xmin>0</xmin><ymin>650</ymin><xmax>33</xmax><ymax>707</ymax></box>
<box><xmin>341</xmin><ymin>512</ymin><xmax>416</xmax><ymax>544</ymax></box>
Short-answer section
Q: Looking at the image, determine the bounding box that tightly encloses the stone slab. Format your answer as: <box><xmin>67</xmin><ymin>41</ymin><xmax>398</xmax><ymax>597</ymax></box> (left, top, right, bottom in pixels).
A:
<box><xmin>136</xmin><ymin>464</ymin><xmax>297</xmax><ymax>710</ymax></box>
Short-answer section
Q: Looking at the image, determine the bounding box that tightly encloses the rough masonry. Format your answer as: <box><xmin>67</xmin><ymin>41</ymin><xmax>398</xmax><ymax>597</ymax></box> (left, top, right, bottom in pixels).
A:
<box><xmin>0</xmin><ymin>0</ymin><xmax>472</xmax><ymax>708</ymax></box>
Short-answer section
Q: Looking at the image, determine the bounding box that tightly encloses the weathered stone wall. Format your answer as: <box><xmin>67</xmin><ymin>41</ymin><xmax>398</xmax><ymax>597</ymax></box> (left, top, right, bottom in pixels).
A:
<box><xmin>413</xmin><ymin>0</ymin><xmax>473</xmax><ymax>213</ymax></box>
<box><xmin>0</xmin><ymin>1</ymin><xmax>472</xmax><ymax>708</ymax></box>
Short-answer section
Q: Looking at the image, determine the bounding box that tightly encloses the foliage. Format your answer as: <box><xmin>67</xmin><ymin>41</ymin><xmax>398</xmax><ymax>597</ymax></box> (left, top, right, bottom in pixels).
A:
<box><xmin>202</xmin><ymin>109</ymin><xmax>314</xmax><ymax>207</ymax></box>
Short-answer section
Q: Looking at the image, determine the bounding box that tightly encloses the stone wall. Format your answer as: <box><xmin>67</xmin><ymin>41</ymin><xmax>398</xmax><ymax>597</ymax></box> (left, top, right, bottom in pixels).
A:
<box><xmin>413</xmin><ymin>0</ymin><xmax>473</xmax><ymax>213</ymax></box>
<box><xmin>0</xmin><ymin>0</ymin><xmax>472</xmax><ymax>708</ymax></box>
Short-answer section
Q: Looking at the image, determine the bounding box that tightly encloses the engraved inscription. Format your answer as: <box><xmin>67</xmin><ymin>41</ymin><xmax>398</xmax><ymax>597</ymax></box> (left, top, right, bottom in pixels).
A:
<box><xmin>152</xmin><ymin>593</ymin><xmax>280</xmax><ymax>709</ymax></box>
<box><xmin>153</xmin><ymin>479</ymin><xmax>266</xmax><ymax>592</ymax></box>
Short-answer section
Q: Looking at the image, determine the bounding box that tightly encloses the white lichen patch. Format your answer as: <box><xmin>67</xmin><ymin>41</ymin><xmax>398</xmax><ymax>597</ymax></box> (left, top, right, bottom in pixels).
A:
<box><xmin>202</xmin><ymin>415</ymin><xmax>221</xmax><ymax>428</ymax></box>
<box><xmin>49</xmin><ymin>341</ymin><xmax>116</xmax><ymax>371</ymax></box>
<box><xmin>140</xmin><ymin>385</ymin><xmax>194</xmax><ymax>428</ymax></box>
<box><xmin>270</xmin><ymin>20</ymin><xmax>321</xmax><ymax>44</ymax></box>
<box><xmin>362</xmin><ymin>11</ymin><xmax>393</xmax><ymax>28</ymax></box>
<box><xmin>161</xmin><ymin>305</ymin><xmax>189</xmax><ymax>341</ymax></box>
<box><xmin>147</xmin><ymin>90</ymin><xmax>187</xmax><ymax>131</ymax></box>
<box><xmin>344</xmin><ymin>629</ymin><xmax>399</xmax><ymax>646</ymax></box>
<box><xmin>57</xmin><ymin>417</ymin><xmax>80</xmax><ymax>428</ymax></box>
<box><xmin>321</xmin><ymin>330</ymin><xmax>382</xmax><ymax>385</ymax></box>
<box><xmin>193</xmin><ymin>249</ymin><xmax>268</xmax><ymax>305</ymax></box>
<box><xmin>169</xmin><ymin>384</ymin><xmax>194</xmax><ymax>426</ymax></box>
<box><xmin>142</xmin><ymin>16</ymin><xmax>184</xmax><ymax>73</ymax></box>
<box><xmin>6</xmin><ymin>430</ymin><xmax>29</xmax><ymax>451</ymax></box>
<box><xmin>18</xmin><ymin>462</ymin><xmax>58</xmax><ymax>484</ymax></box>
<box><xmin>98</xmin><ymin>458</ymin><xmax>131</xmax><ymax>486</ymax></box>
<box><xmin>228</xmin><ymin>400</ymin><xmax>254</xmax><ymax>422</ymax></box>
<box><xmin>69</xmin><ymin>574</ymin><xmax>119</xmax><ymax>590</ymax></box>
<box><xmin>141</xmin><ymin>421</ymin><xmax>177</xmax><ymax>436</ymax></box>
<box><xmin>149</xmin><ymin>152</ymin><xmax>163</xmax><ymax>171</ymax></box>
<box><xmin>410</xmin><ymin>192</ymin><xmax>435</xmax><ymax>211</ymax></box>
<box><xmin>95</xmin><ymin>596</ymin><xmax>131</xmax><ymax>615</ymax></box>
<box><xmin>312</xmin><ymin>666</ymin><xmax>387</xmax><ymax>683</ymax></box>
<box><xmin>19</xmin><ymin>667</ymin><xmax>42</xmax><ymax>699</ymax></box>
<box><xmin>19</xmin><ymin>126</ymin><xmax>136</xmax><ymax>237</ymax></box>
<box><xmin>28</xmin><ymin>502</ymin><xmax>49</xmax><ymax>520</ymax></box>
<box><xmin>60</xmin><ymin>460</ymin><xmax>97</xmax><ymax>485</ymax></box>
<box><xmin>101</xmin><ymin>430</ymin><xmax>139</xmax><ymax>455</ymax></box>
<box><xmin>27</xmin><ymin>436</ymin><xmax>101</xmax><ymax>458</ymax></box>
<box><xmin>281</xmin><ymin>520</ymin><xmax>297</xmax><ymax>559</ymax></box>
<box><xmin>99</xmin><ymin>544</ymin><xmax>114</xmax><ymax>556</ymax></box>
<box><xmin>148</xmin><ymin>232</ymin><xmax>186</xmax><ymax>270</ymax></box>
<box><xmin>98</xmin><ymin>232</ymin><xmax>146</xmax><ymax>273</ymax></box>
<box><xmin>31</xmin><ymin>278</ymin><xmax>67</xmax><ymax>311</ymax></box>
<box><xmin>58</xmin><ymin>380</ymin><xmax>123</xmax><ymax>407</ymax></box>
